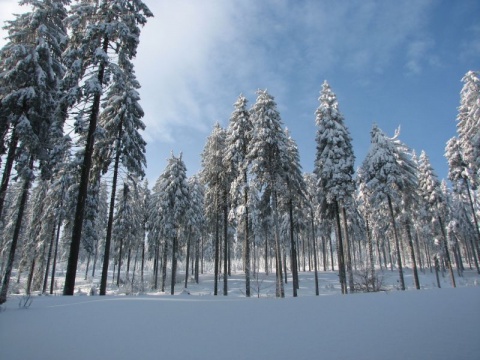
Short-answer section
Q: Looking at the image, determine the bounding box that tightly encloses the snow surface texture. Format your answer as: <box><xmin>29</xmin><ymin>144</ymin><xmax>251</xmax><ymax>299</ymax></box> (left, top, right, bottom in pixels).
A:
<box><xmin>1</xmin><ymin>270</ymin><xmax>479</xmax><ymax>360</ymax></box>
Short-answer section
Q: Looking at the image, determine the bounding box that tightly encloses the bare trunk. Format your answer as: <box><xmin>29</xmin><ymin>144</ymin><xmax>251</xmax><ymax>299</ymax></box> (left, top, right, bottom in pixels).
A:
<box><xmin>438</xmin><ymin>215</ymin><xmax>456</xmax><ymax>288</ymax></box>
<box><xmin>0</xmin><ymin>162</ymin><xmax>32</xmax><ymax>304</ymax></box>
<box><xmin>387</xmin><ymin>195</ymin><xmax>405</xmax><ymax>290</ymax></box>
<box><xmin>100</xmin><ymin>118</ymin><xmax>124</xmax><ymax>295</ymax></box>
<box><xmin>334</xmin><ymin>200</ymin><xmax>347</xmax><ymax>294</ymax></box>
<box><xmin>310</xmin><ymin>208</ymin><xmax>319</xmax><ymax>296</ymax></box>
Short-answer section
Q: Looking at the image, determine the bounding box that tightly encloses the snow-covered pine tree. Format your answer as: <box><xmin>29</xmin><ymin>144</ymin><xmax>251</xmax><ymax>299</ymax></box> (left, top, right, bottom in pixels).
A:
<box><xmin>281</xmin><ymin>128</ymin><xmax>305</xmax><ymax>296</ymax></box>
<box><xmin>359</xmin><ymin>125</ymin><xmax>416</xmax><ymax>291</ymax></box>
<box><xmin>0</xmin><ymin>0</ymin><xmax>68</xmax><ymax>220</ymax></box>
<box><xmin>97</xmin><ymin>58</ymin><xmax>147</xmax><ymax>295</ymax></box>
<box><xmin>62</xmin><ymin>0</ymin><xmax>152</xmax><ymax>295</ymax></box>
<box><xmin>152</xmin><ymin>153</ymin><xmax>189</xmax><ymax>295</ymax></box>
<box><xmin>224</xmin><ymin>95</ymin><xmax>252</xmax><ymax>296</ymax></box>
<box><xmin>201</xmin><ymin>123</ymin><xmax>227</xmax><ymax>295</ymax></box>
<box><xmin>247</xmin><ymin>89</ymin><xmax>289</xmax><ymax>298</ymax></box>
<box><xmin>0</xmin><ymin>1</ymin><xmax>69</xmax><ymax>303</ymax></box>
<box><xmin>303</xmin><ymin>173</ymin><xmax>320</xmax><ymax>294</ymax></box>
<box><xmin>313</xmin><ymin>81</ymin><xmax>355</xmax><ymax>294</ymax></box>
<box><xmin>445</xmin><ymin>137</ymin><xmax>480</xmax><ymax>263</ymax></box>
<box><xmin>185</xmin><ymin>175</ymin><xmax>205</xmax><ymax>287</ymax></box>
<box><xmin>457</xmin><ymin>71</ymin><xmax>480</xmax><ymax>186</ymax></box>
<box><xmin>418</xmin><ymin>151</ymin><xmax>456</xmax><ymax>287</ymax></box>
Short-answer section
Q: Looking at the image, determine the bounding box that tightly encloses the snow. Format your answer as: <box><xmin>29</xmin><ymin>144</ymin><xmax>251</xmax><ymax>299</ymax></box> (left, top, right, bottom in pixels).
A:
<box><xmin>0</xmin><ymin>270</ymin><xmax>479</xmax><ymax>360</ymax></box>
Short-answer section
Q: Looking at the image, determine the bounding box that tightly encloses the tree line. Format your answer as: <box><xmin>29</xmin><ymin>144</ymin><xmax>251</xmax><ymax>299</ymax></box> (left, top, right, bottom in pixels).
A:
<box><xmin>0</xmin><ymin>1</ymin><xmax>479</xmax><ymax>302</ymax></box>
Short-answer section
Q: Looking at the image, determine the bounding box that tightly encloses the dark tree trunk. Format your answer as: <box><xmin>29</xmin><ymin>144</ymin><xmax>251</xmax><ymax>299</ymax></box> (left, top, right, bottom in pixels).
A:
<box><xmin>342</xmin><ymin>206</ymin><xmax>355</xmax><ymax>293</ymax></box>
<box><xmin>64</xmin><ymin>36</ymin><xmax>109</xmax><ymax>295</ymax></box>
<box><xmin>85</xmin><ymin>253</ymin><xmax>91</xmax><ymax>280</ymax></box>
<box><xmin>214</xmin><ymin>194</ymin><xmax>220</xmax><ymax>295</ymax></box>
<box><xmin>171</xmin><ymin>234</ymin><xmax>178</xmax><ymax>295</ymax></box>
<box><xmin>387</xmin><ymin>195</ymin><xmax>405</xmax><ymax>290</ymax></box>
<box><xmin>334</xmin><ymin>200</ymin><xmax>347</xmax><ymax>294</ymax></box>
<box><xmin>438</xmin><ymin>215</ymin><xmax>456</xmax><ymax>288</ymax></box>
<box><xmin>185</xmin><ymin>229</ymin><xmax>191</xmax><ymax>289</ymax></box>
<box><xmin>223</xmin><ymin>193</ymin><xmax>228</xmax><ymax>296</ymax></box>
<box><xmin>404</xmin><ymin>219</ymin><xmax>420</xmax><ymax>289</ymax></box>
<box><xmin>0</xmin><ymin>162</ymin><xmax>32</xmax><ymax>304</ymax></box>
<box><xmin>26</xmin><ymin>258</ymin><xmax>36</xmax><ymax>295</ymax></box>
<box><xmin>126</xmin><ymin>248</ymin><xmax>132</xmax><ymax>281</ymax></box>
<box><xmin>465</xmin><ymin>180</ymin><xmax>480</xmax><ymax>265</ymax></box>
<box><xmin>272</xmin><ymin>191</ymin><xmax>284</xmax><ymax>298</ymax></box>
<box><xmin>365</xmin><ymin>217</ymin><xmax>376</xmax><ymax>291</ymax></box>
<box><xmin>264</xmin><ymin>233</ymin><xmax>268</xmax><ymax>275</ymax></box>
<box><xmin>116</xmin><ymin>238</ymin><xmax>124</xmax><ymax>287</ymax></box>
<box><xmin>195</xmin><ymin>236</ymin><xmax>200</xmax><ymax>284</ymax></box>
<box><xmin>0</xmin><ymin>131</ymin><xmax>18</xmax><ymax>221</ymax></box>
<box><xmin>42</xmin><ymin>224</ymin><xmax>56</xmax><ymax>294</ymax></box>
<box><xmin>161</xmin><ymin>243</ymin><xmax>167</xmax><ymax>292</ymax></box>
<box><xmin>140</xmin><ymin>237</ymin><xmax>145</xmax><ymax>292</ymax></box>
<box><xmin>244</xmin><ymin>179</ymin><xmax>250</xmax><ymax>297</ymax></box>
<box><xmin>50</xmin><ymin>215</ymin><xmax>62</xmax><ymax>294</ymax></box>
<box><xmin>289</xmin><ymin>198</ymin><xmax>298</xmax><ymax>297</ymax></box>
<box><xmin>100</xmin><ymin>119</ymin><xmax>124</xmax><ymax>295</ymax></box>
<box><xmin>310</xmin><ymin>208</ymin><xmax>319</xmax><ymax>296</ymax></box>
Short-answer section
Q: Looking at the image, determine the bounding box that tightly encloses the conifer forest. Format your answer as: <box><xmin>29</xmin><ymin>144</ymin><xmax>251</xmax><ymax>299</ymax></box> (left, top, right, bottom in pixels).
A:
<box><xmin>1</xmin><ymin>0</ymin><xmax>480</xmax><ymax>307</ymax></box>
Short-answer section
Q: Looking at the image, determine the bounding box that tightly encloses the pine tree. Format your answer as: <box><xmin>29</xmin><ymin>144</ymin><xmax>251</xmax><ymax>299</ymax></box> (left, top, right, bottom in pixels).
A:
<box><xmin>97</xmin><ymin>60</ymin><xmax>146</xmax><ymax>295</ymax></box>
<box><xmin>224</xmin><ymin>95</ymin><xmax>252</xmax><ymax>296</ymax></box>
<box><xmin>313</xmin><ymin>81</ymin><xmax>355</xmax><ymax>294</ymax></box>
<box><xmin>152</xmin><ymin>153</ymin><xmax>189</xmax><ymax>295</ymax></box>
<box><xmin>418</xmin><ymin>151</ymin><xmax>456</xmax><ymax>287</ymax></box>
<box><xmin>457</xmin><ymin>71</ymin><xmax>480</xmax><ymax>186</ymax></box>
<box><xmin>281</xmin><ymin>129</ymin><xmax>305</xmax><ymax>296</ymax></box>
<box><xmin>359</xmin><ymin>125</ymin><xmax>416</xmax><ymax>291</ymax></box>
<box><xmin>62</xmin><ymin>0</ymin><xmax>152</xmax><ymax>295</ymax></box>
<box><xmin>247</xmin><ymin>89</ymin><xmax>289</xmax><ymax>298</ymax></box>
<box><xmin>201</xmin><ymin>123</ymin><xmax>227</xmax><ymax>295</ymax></box>
<box><xmin>446</xmin><ymin>137</ymin><xmax>480</xmax><ymax>263</ymax></box>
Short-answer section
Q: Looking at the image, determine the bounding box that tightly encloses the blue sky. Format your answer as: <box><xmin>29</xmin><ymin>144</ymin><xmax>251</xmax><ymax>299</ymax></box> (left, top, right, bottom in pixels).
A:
<box><xmin>1</xmin><ymin>0</ymin><xmax>479</xmax><ymax>185</ymax></box>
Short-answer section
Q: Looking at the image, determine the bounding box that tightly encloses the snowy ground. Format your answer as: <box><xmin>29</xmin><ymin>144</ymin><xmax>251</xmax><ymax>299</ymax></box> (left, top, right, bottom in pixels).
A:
<box><xmin>1</xmin><ymin>268</ymin><xmax>479</xmax><ymax>360</ymax></box>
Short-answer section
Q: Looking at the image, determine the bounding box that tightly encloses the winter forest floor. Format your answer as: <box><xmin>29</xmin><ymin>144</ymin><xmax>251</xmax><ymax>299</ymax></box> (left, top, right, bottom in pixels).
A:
<box><xmin>0</xmin><ymin>267</ymin><xmax>479</xmax><ymax>360</ymax></box>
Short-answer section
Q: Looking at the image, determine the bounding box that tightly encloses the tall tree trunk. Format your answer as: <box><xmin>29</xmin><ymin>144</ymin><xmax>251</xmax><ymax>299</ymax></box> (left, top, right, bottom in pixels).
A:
<box><xmin>310</xmin><ymin>208</ymin><xmax>319</xmax><ymax>296</ymax></box>
<box><xmin>127</xmin><ymin>248</ymin><xmax>132</xmax><ymax>281</ymax></box>
<box><xmin>223</xmin><ymin>192</ymin><xmax>228</xmax><ymax>296</ymax></box>
<box><xmin>100</xmin><ymin>119</ymin><xmax>124</xmax><ymax>295</ymax></box>
<box><xmin>50</xmin><ymin>215</ymin><xmax>62</xmax><ymax>294</ymax></box>
<box><xmin>64</xmin><ymin>36</ymin><xmax>109</xmax><ymax>295</ymax></box>
<box><xmin>140</xmin><ymin>236</ymin><xmax>145</xmax><ymax>292</ymax></box>
<box><xmin>161</xmin><ymin>243</ymin><xmax>167</xmax><ymax>292</ymax></box>
<box><xmin>244</xmin><ymin>177</ymin><xmax>250</xmax><ymax>297</ymax></box>
<box><xmin>195</xmin><ymin>236</ymin><xmax>200</xmax><ymax>284</ymax></box>
<box><xmin>214</xmin><ymin>193</ymin><xmax>220</xmax><ymax>295</ymax></box>
<box><xmin>42</xmin><ymin>224</ymin><xmax>56</xmax><ymax>294</ymax></box>
<box><xmin>437</xmin><ymin>215</ymin><xmax>456</xmax><ymax>288</ymax></box>
<box><xmin>84</xmin><ymin>253</ymin><xmax>91</xmax><ymax>280</ymax></box>
<box><xmin>26</xmin><ymin>258</ymin><xmax>36</xmax><ymax>295</ymax></box>
<box><xmin>0</xmin><ymin>161</ymin><xmax>32</xmax><ymax>304</ymax></box>
<box><xmin>404</xmin><ymin>219</ymin><xmax>420</xmax><ymax>289</ymax></box>
<box><xmin>334</xmin><ymin>200</ymin><xmax>347</xmax><ymax>294</ymax></box>
<box><xmin>342</xmin><ymin>206</ymin><xmax>355</xmax><ymax>293</ymax></box>
<box><xmin>272</xmin><ymin>191</ymin><xmax>284</xmax><ymax>298</ymax></box>
<box><xmin>289</xmin><ymin>198</ymin><xmax>298</xmax><ymax>297</ymax></box>
<box><xmin>365</xmin><ymin>216</ymin><xmax>376</xmax><ymax>291</ymax></box>
<box><xmin>465</xmin><ymin>180</ymin><xmax>480</xmax><ymax>264</ymax></box>
<box><xmin>116</xmin><ymin>238</ymin><xmax>124</xmax><ymax>286</ymax></box>
<box><xmin>0</xmin><ymin>130</ymin><xmax>18</xmax><ymax>221</ymax></box>
<box><xmin>171</xmin><ymin>234</ymin><xmax>178</xmax><ymax>295</ymax></box>
<box><xmin>387</xmin><ymin>195</ymin><xmax>405</xmax><ymax>290</ymax></box>
<box><xmin>185</xmin><ymin>229</ymin><xmax>191</xmax><ymax>289</ymax></box>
